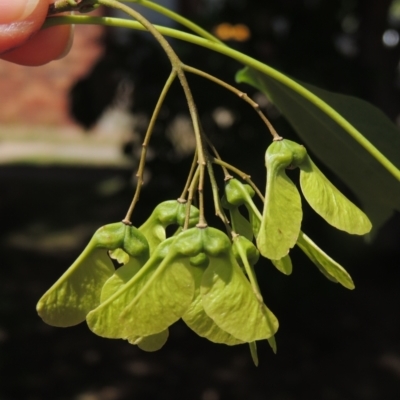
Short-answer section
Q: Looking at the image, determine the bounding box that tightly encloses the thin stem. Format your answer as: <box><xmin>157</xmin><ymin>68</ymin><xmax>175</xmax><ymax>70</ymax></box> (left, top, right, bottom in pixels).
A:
<box><xmin>179</xmin><ymin>148</ymin><xmax>198</xmax><ymax>201</ymax></box>
<box><xmin>123</xmin><ymin>70</ymin><xmax>177</xmax><ymax>223</ymax></box>
<box><xmin>206</xmin><ymin>160</ymin><xmax>231</xmax><ymax>230</ymax></box>
<box><xmin>197</xmin><ymin>159</ymin><xmax>207</xmax><ymax>227</ymax></box>
<box><xmin>43</xmin><ymin>15</ymin><xmax>400</xmax><ymax>181</ymax></box>
<box><xmin>233</xmin><ymin>235</ymin><xmax>263</xmax><ymax>303</ymax></box>
<box><xmin>96</xmin><ymin>1</ymin><xmax>208</xmax><ymax>223</ymax></box>
<box><xmin>122</xmin><ymin>0</ymin><xmax>223</xmax><ymax>45</ymax></box>
<box><xmin>202</xmin><ymin>134</ymin><xmax>231</xmax><ymax>179</ymax></box>
<box><xmin>211</xmin><ymin>157</ymin><xmax>265</xmax><ymax>202</ymax></box>
<box><xmin>185</xmin><ymin>166</ymin><xmax>201</xmax><ymax>230</ymax></box>
<box><xmin>183</xmin><ymin>64</ymin><xmax>282</xmax><ymax>141</ymax></box>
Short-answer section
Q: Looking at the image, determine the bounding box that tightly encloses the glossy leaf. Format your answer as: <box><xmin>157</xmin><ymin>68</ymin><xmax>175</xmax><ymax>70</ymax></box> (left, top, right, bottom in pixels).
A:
<box><xmin>236</xmin><ymin>67</ymin><xmax>400</xmax><ymax>233</ymax></box>
<box><xmin>183</xmin><ymin>265</ymin><xmax>243</xmax><ymax>345</ymax></box>
<box><xmin>201</xmin><ymin>252</ymin><xmax>279</xmax><ymax>342</ymax></box>
<box><xmin>257</xmin><ymin>141</ymin><xmax>303</xmax><ymax>260</ymax></box>
<box><xmin>300</xmin><ymin>155</ymin><xmax>372</xmax><ymax>235</ymax></box>
<box><xmin>296</xmin><ymin>231</ymin><xmax>354</xmax><ymax>289</ymax></box>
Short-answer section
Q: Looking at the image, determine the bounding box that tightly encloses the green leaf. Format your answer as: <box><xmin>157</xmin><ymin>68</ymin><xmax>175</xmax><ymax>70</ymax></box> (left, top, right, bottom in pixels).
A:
<box><xmin>201</xmin><ymin>252</ymin><xmax>279</xmax><ymax>342</ymax></box>
<box><xmin>296</xmin><ymin>231</ymin><xmax>354</xmax><ymax>289</ymax></box>
<box><xmin>300</xmin><ymin>155</ymin><xmax>372</xmax><ymax>235</ymax></box>
<box><xmin>236</xmin><ymin>67</ymin><xmax>400</xmax><ymax>233</ymax></box>
<box><xmin>127</xmin><ymin>329</ymin><xmax>169</xmax><ymax>352</ymax></box>
<box><xmin>139</xmin><ymin>201</ymin><xmax>199</xmax><ymax>254</ymax></box>
<box><xmin>271</xmin><ymin>255</ymin><xmax>293</xmax><ymax>275</ymax></box>
<box><xmin>37</xmin><ymin>242</ymin><xmax>115</xmax><ymax>327</ymax></box>
<box><xmin>86</xmin><ymin>237</ymin><xmax>195</xmax><ymax>338</ymax></box>
<box><xmin>257</xmin><ymin>141</ymin><xmax>303</xmax><ymax>260</ymax></box>
<box><xmin>183</xmin><ymin>265</ymin><xmax>243</xmax><ymax>345</ymax></box>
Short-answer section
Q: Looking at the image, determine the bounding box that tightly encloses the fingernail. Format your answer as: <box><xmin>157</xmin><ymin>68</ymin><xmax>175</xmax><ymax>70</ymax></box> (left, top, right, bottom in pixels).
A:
<box><xmin>0</xmin><ymin>0</ymin><xmax>40</xmax><ymax>24</ymax></box>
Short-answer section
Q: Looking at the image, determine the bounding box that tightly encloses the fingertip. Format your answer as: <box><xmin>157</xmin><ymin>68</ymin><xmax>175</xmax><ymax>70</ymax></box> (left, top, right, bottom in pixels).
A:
<box><xmin>0</xmin><ymin>24</ymin><xmax>74</xmax><ymax>66</ymax></box>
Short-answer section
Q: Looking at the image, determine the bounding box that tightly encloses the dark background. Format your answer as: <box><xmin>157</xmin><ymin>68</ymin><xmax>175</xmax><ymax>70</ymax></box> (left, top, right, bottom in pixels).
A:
<box><xmin>1</xmin><ymin>0</ymin><xmax>400</xmax><ymax>399</ymax></box>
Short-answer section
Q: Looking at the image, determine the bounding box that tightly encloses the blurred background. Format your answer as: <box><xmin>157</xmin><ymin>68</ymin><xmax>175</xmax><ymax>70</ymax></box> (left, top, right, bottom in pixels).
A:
<box><xmin>1</xmin><ymin>0</ymin><xmax>400</xmax><ymax>399</ymax></box>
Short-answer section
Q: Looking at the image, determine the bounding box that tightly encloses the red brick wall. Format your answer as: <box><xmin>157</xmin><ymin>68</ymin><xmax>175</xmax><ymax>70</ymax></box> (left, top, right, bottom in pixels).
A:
<box><xmin>0</xmin><ymin>23</ymin><xmax>104</xmax><ymax>127</ymax></box>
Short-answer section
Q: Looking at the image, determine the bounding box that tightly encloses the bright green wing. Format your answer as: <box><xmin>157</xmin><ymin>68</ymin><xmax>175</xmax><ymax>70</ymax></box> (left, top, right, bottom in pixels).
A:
<box><xmin>127</xmin><ymin>329</ymin><xmax>169</xmax><ymax>352</ymax></box>
<box><xmin>201</xmin><ymin>252</ymin><xmax>278</xmax><ymax>342</ymax></box>
<box><xmin>300</xmin><ymin>155</ymin><xmax>372</xmax><ymax>235</ymax></box>
<box><xmin>296</xmin><ymin>231</ymin><xmax>354</xmax><ymax>289</ymax></box>
<box><xmin>183</xmin><ymin>265</ymin><xmax>243</xmax><ymax>345</ymax></box>
<box><xmin>37</xmin><ymin>242</ymin><xmax>115</xmax><ymax>327</ymax></box>
<box><xmin>271</xmin><ymin>255</ymin><xmax>293</xmax><ymax>275</ymax></box>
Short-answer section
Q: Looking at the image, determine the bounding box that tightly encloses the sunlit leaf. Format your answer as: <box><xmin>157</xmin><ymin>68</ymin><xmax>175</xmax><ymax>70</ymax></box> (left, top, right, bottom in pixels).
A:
<box><xmin>257</xmin><ymin>141</ymin><xmax>302</xmax><ymax>260</ymax></box>
<box><xmin>236</xmin><ymin>67</ymin><xmax>400</xmax><ymax>233</ymax></box>
<box><xmin>296</xmin><ymin>231</ymin><xmax>354</xmax><ymax>289</ymax></box>
<box><xmin>201</xmin><ymin>252</ymin><xmax>279</xmax><ymax>342</ymax></box>
<box><xmin>300</xmin><ymin>155</ymin><xmax>372</xmax><ymax>235</ymax></box>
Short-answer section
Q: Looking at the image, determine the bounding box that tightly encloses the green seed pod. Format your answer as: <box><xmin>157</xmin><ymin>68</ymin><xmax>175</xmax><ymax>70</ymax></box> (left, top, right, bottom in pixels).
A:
<box><xmin>87</xmin><ymin>236</ymin><xmax>196</xmax><ymax>339</ymax></box>
<box><xmin>190</xmin><ymin>252</ymin><xmax>209</xmax><ymax>268</ymax></box>
<box><xmin>139</xmin><ymin>200</ymin><xmax>199</xmax><ymax>254</ymax></box>
<box><xmin>182</xmin><ymin>264</ymin><xmax>243</xmax><ymax>346</ymax></box>
<box><xmin>223</xmin><ymin>178</ymin><xmax>262</xmax><ymax>239</ymax></box>
<box><xmin>232</xmin><ymin>235</ymin><xmax>260</xmax><ymax>267</ymax></box>
<box><xmin>201</xmin><ymin>227</ymin><xmax>232</xmax><ymax>257</ymax></box>
<box><xmin>171</xmin><ymin>227</ymin><xmax>204</xmax><ymax>257</ymax></box>
<box><xmin>37</xmin><ymin>222</ymin><xmax>128</xmax><ymax>328</ymax></box>
<box><xmin>257</xmin><ymin>139</ymin><xmax>303</xmax><ymax>260</ymax></box>
<box><xmin>100</xmin><ymin>226</ymin><xmax>150</xmax><ymax>304</ymax></box>
<box><xmin>201</xmin><ymin>249</ymin><xmax>279</xmax><ymax>342</ymax></box>
<box><xmin>122</xmin><ymin>225</ymin><xmax>150</xmax><ymax>262</ymax></box>
<box><xmin>224</xmin><ymin>178</ymin><xmax>255</xmax><ymax>206</ymax></box>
